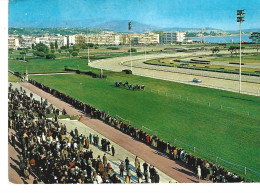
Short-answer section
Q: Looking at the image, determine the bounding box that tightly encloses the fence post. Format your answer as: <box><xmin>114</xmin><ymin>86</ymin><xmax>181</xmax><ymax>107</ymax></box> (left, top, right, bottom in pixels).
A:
<box><xmin>248</xmin><ymin>112</ymin><xmax>250</xmax><ymax>116</ymax></box>
<box><xmin>216</xmin><ymin>157</ymin><xmax>218</xmax><ymax>162</ymax></box>
<box><xmin>129</xmin><ymin>120</ymin><xmax>131</xmax><ymax>125</ymax></box>
<box><xmin>220</xmin><ymin>105</ymin><xmax>222</xmax><ymax>109</ymax></box>
<box><xmin>245</xmin><ymin>167</ymin><xmax>247</xmax><ymax>176</ymax></box>
<box><xmin>208</xmin><ymin>102</ymin><xmax>210</xmax><ymax>107</ymax></box>
<box><xmin>174</xmin><ymin>139</ymin><xmax>176</xmax><ymax>144</ymax></box>
<box><xmin>193</xmin><ymin>147</ymin><xmax>196</xmax><ymax>153</ymax></box>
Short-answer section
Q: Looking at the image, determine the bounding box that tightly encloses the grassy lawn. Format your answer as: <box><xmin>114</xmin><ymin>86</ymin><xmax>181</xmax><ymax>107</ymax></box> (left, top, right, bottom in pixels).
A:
<box><xmin>146</xmin><ymin>54</ymin><xmax>260</xmax><ymax>75</ymax></box>
<box><xmin>210</xmin><ymin>54</ymin><xmax>260</xmax><ymax>63</ymax></box>
<box><xmin>8</xmin><ymin>57</ymin><xmax>92</xmax><ymax>74</ymax></box>
<box><xmin>30</xmin><ymin>72</ymin><xmax>260</xmax><ymax>181</ymax></box>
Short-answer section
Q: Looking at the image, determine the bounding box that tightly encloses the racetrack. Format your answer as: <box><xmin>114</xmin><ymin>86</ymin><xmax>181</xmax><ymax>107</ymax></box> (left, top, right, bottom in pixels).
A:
<box><xmin>89</xmin><ymin>50</ymin><xmax>260</xmax><ymax>96</ymax></box>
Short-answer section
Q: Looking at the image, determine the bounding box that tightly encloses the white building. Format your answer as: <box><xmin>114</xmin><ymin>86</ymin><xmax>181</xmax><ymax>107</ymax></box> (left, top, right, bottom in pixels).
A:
<box><xmin>8</xmin><ymin>35</ymin><xmax>20</xmax><ymax>49</ymax></box>
<box><xmin>64</xmin><ymin>35</ymin><xmax>76</xmax><ymax>47</ymax></box>
<box><xmin>21</xmin><ymin>36</ymin><xmax>36</xmax><ymax>48</ymax></box>
<box><xmin>120</xmin><ymin>33</ymin><xmax>159</xmax><ymax>45</ymax></box>
<box><xmin>163</xmin><ymin>32</ymin><xmax>186</xmax><ymax>44</ymax></box>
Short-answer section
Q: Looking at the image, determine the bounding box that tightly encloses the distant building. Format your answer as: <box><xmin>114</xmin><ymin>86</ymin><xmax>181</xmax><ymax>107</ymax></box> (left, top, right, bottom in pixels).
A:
<box><xmin>163</xmin><ymin>32</ymin><xmax>186</xmax><ymax>43</ymax></box>
<box><xmin>21</xmin><ymin>36</ymin><xmax>36</xmax><ymax>48</ymax></box>
<box><xmin>75</xmin><ymin>32</ymin><xmax>120</xmax><ymax>45</ymax></box>
<box><xmin>48</xmin><ymin>35</ymin><xmax>65</xmax><ymax>48</ymax></box>
<box><xmin>64</xmin><ymin>35</ymin><xmax>76</xmax><ymax>47</ymax></box>
<box><xmin>120</xmin><ymin>33</ymin><xmax>159</xmax><ymax>45</ymax></box>
<box><xmin>8</xmin><ymin>35</ymin><xmax>20</xmax><ymax>49</ymax></box>
<box><xmin>183</xmin><ymin>38</ymin><xmax>193</xmax><ymax>44</ymax></box>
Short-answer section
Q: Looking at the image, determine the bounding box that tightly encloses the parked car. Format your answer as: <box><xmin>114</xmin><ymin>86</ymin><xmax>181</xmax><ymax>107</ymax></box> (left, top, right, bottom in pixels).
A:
<box><xmin>192</xmin><ymin>78</ymin><xmax>202</xmax><ymax>83</ymax></box>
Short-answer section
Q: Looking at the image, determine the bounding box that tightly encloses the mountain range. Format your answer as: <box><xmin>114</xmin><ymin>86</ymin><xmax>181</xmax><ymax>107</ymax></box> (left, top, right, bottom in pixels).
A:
<box><xmin>9</xmin><ymin>19</ymin><xmax>260</xmax><ymax>33</ymax></box>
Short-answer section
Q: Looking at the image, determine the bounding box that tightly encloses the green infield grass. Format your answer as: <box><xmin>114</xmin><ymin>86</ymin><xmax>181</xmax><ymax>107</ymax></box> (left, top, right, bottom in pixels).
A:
<box><xmin>29</xmin><ymin>71</ymin><xmax>260</xmax><ymax>181</ymax></box>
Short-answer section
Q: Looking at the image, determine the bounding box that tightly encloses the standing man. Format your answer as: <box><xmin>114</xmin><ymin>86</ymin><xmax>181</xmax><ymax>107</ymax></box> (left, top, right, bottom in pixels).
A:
<box><xmin>119</xmin><ymin>162</ymin><xmax>124</xmax><ymax>177</ymax></box>
<box><xmin>11</xmin><ymin>133</ymin><xmax>16</xmax><ymax>148</ymax></box>
<box><xmin>111</xmin><ymin>145</ymin><xmax>115</xmax><ymax>156</ymax></box>
<box><xmin>103</xmin><ymin>154</ymin><xmax>107</xmax><ymax>169</ymax></box>
<box><xmin>135</xmin><ymin>156</ymin><xmax>140</xmax><ymax>171</ymax></box>
<box><xmin>143</xmin><ymin>161</ymin><xmax>148</xmax><ymax>173</ymax></box>
<box><xmin>96</xmin><ymin>135</ymin><xmax>99</xmax><ymax>146</ymax></box>
<box><xmin>125</xmin><ymin>157</ymin><xmax>130</xmax><ymax>173</ymax></box>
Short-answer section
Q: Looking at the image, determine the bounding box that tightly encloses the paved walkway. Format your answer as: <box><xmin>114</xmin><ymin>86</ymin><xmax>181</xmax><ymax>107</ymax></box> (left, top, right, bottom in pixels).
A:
<box><xmin>19</xmin><ymin>82</ymin><xmax>210</xmax><ymax>183</ymax></box>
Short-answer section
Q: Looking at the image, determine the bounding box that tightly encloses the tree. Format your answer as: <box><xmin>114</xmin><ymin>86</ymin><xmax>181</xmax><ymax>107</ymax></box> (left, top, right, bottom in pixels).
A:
<box><xmin>249</xmin><ymin>32</ymin><xmax>260</xmax><ymax>54</ymax></box>
<box><xmin>33</xmin><ymin>51</ymin><xmax>46</xmax><ymax>58</ymax></box>
<box><xmin>128</xmin><ymin>48</ymin><xmax>137</xmax><ymax>52</ymax></box>
<box><xmin>71</xmin><ymin>51</ymin><xmax>78</xmax><ymax>57</ymax></box>
<box><xmin>51</xmin><ymin>49</ymin><xmax>55</xmax><ymax>53</ymax></box>
<box><xmin>32</xmin><ymin>43</ymin><xmax>35</xmax><ymax>49</ymax></box>
<box><xmin>35</xmin><ymin>42</ymin><xmax>49</xmax><ymax>54</ymax></box>
<box><xmin>50</xmin><ymin>42</ymin><xmax>55</xmax><ymax>50</ymax></box>
<box><xmin>58</xmin><ymin>49</ymin><xmax>62</xmax><ymax>53</ymax></box>
<box><xmin>46</xmin><ymin>53</ymin><xmax>56</xmax><ymax>59</ymax></box>
<box><xmin>73</xmin><ymin>44</ymin><xmax>80</xmax><ymax>52</ymax></box>
<box><xmin>228</xmin><ymin>45</ymin><xmax>238</xmax><ymax>57</ymax></box>
<box><xmin>68</xmin><ymin>48</ymin><xmax>73</xmax><ymax>53</ymax></box>
<box><xmin>211</xmin><ymin>47</ymin><xmax>220</xmax><ymax>55</ymax></box>
<box><xmin>55</xmin><ymin>40</ymin><xmax>58</xmax><ymax>49</ymax></box>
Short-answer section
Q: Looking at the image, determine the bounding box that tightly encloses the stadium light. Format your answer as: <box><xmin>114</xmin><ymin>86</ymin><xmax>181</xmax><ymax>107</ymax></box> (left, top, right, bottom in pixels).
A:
<box><xmin>237</xmin><ymin>9</ymin><xmax>245</xmax><ymax>93</ymax></box>
<box><xmin>128</xmin><ymin>21</ymin><xmax>132</xmax><ymax>71</ymax></box>
<box><xmin>86</xmin><ymin>28</ymin><xmax>90</xmax><ymax>64</ymax></box>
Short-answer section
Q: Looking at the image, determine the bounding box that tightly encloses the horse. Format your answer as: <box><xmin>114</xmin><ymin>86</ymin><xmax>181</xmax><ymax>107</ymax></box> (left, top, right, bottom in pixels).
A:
<box><xmin>115</xmin><ymin>82</ymin><xmax>120</xmax><ymax>87</ymax></box>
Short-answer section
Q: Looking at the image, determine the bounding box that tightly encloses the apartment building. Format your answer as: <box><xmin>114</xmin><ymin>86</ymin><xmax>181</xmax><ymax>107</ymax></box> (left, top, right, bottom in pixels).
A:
<box><xmin>21</xmin><ymin>35</ymin><xmax>36</xmax><ymax>48</ymax></box>
<box><xmin>8</xmin><ymin>35</ymin><xmax>20</xmax><ymax>49</ymax></box>
<box><xmin>163</xmin><ymin>32</ymin><xmax>186</xmax><ymax>44</ymax></box>
<box><xmin>119</xmin><ymin>33</ymin><xmax>159</xmax><ymax>45</ymax></box>
<box><xmin>75</xmin><ymin>32</ymin><xmax>120</xmax><ymax>45</ymax></box>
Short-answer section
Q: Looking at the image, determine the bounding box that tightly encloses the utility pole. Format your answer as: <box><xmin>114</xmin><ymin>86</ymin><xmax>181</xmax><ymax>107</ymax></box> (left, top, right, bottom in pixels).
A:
<box><xmin>237</xmin><ymin>9</ymin><xmax>245</xmax><ymax>93</ymax></box>
<box><xmin>128</xmin><ymin>21</ymin><xmax>132</xmax><ymax>71</ymax></box>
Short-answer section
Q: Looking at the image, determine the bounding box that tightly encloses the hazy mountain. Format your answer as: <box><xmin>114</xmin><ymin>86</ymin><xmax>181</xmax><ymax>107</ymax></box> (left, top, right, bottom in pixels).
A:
<box><xmin>92</xmin><ymin>20</ymin><xmax>158</xmax><ymax>33</ymax></box>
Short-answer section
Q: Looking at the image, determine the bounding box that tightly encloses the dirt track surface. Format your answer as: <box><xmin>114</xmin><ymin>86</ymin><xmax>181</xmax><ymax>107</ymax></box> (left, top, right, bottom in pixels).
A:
<box><xmin>89</xmin><ymin>50</ymin><xmax>260</xmax><ymax>96</ymax></box>
<box><xmin>19</xmin><ymin>82</ymin><xmax>210</xmax><ymax>183</ymax></box>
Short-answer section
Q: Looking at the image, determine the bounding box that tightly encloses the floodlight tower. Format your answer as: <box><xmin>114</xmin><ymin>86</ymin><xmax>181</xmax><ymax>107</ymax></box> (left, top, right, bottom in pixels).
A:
<box><xmin>143</xmin><ymin>29</ymin><xmax>147</xmax><ymax>60</ymax></box>
<box><xmin>237</xmin><ymin>9</ymin><xmax>245</xmax><ymax>93</ymax></box>
<box><xmin>128</xmin><ymin>21</ymin><xmax>132</xmax><ymax>71</ymax></box>
<box><xmin>86</xmin><ymin>28</ymin><xmax>90</xmax><ymax>64</ymax></box>
<box><xmin>202</xmin><ymin>27</ymin><xmax>206</xmax><ymax>50</ymax></box>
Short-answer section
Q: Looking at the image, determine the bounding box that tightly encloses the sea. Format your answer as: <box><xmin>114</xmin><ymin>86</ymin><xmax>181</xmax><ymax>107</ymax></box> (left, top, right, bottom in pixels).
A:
<box><xmin>191</xmin><ymin>34</ymin><xmax>251</xmax><ymax>43</ymax></box>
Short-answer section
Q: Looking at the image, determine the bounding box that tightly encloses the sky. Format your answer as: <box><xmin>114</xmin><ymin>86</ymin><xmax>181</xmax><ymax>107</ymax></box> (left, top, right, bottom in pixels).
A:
<box><xmin>8</xmin><ymin>0</ymin><xmax>260</xmax><ymax>30</ymax></box>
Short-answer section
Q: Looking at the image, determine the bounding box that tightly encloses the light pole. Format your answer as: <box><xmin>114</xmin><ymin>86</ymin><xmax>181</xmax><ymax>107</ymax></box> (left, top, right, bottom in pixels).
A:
<box><xmin>128</xmin><ymin>21</ymin><xmax>132</xmax><ymax>71</ymax></box>
<box><xmin>237</xmin><ymin>9</ymin><xmax>245</xmax><ymax>93</ymax></box>
<box><xmin>143</xmin><ymin>29</ymin><xmax>147</xmax><ymax>60</ymax></box>
<box><xmin>86</xmin><ymin>28</ymin><xmax>90</xmax><ymax>64</ymax></box>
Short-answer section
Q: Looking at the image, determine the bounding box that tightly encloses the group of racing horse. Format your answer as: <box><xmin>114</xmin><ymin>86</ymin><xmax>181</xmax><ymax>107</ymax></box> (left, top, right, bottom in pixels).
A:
<box><xmin>114</xmin><ymin>81</ymin><xmax>145</xmax><ymax>91</ymax></box>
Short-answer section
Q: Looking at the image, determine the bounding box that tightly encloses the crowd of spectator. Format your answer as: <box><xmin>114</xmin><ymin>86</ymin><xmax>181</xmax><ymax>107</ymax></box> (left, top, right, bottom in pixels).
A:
<box><xmin>27</xmin><ymin>79</ymin><xmax>252</xmax><ymax>183</ymax></box>
<box><xmin>8</xmin><ymin>83</ymin><xmax>160</xmax><ymax>184</ymax></box>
